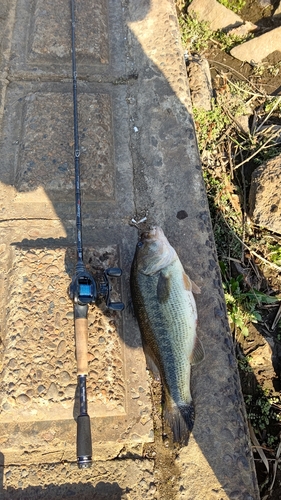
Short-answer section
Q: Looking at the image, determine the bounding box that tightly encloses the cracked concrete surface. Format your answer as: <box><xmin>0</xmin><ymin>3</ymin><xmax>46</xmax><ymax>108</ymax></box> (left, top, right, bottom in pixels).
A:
<box><xmin>0</xmin><ymin>0</ymin><xmax>260</xmax><ymax>498</ymax></box>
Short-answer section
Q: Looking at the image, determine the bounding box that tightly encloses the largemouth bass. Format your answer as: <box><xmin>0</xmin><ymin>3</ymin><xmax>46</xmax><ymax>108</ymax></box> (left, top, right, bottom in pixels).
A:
<box><xmin>130</xmin><ymin>226</ymin><xmax>204</xmax><ymax>445</ymax></box>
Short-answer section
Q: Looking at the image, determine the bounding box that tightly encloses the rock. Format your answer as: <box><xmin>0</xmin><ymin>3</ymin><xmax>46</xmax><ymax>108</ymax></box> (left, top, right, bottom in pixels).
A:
<box><xmin>65</xmin><ymin>384</ymin><xmax>77</xmax><ymax>398</ymax></box>
<box><xmin>187</xmin><ymin>55</ymin><xmax>213</xmax><ymax>110</ymax></box>
<box><xmin>188</xmin><ymin>0</ymin><xmax>244</xmax><ymax>31</ymax></box>
<box><xmin>248</xmin><ymin>342</ymin><xmax>273</xmax><ymax>370</ymax></box>
<box><xmin>235</xmin><ymin>115</ymin><xmax>250</xmax><ymax>135</ymax></box>
<box><xmin>16</xmin><ymin>394</ymin><xmax>30</xmax><ymax>405</ymax></box>
<box><xmin>59</xmin><ymin>371</ymin><xmax>71</xmax><ymax>385</ymax></box>
<box><xmin>249</xmin><ymin>154</ymin><xmax>281</xmax><ymax>234</ymax></box>
<box><xmin>257</xmin><ymin>0</ymin><xmax>271</xmax><ymax>6</ymax></box>
<box><xmin>46</xmin><ymin>382</ymin><xmax>59</xmax><ymax>400</ymax></box>
<box><xmin>274</xmin><ymin>1</ymin><xmax>281</xmax><ymax>16</ymax></box>
<box><xmin>57</xmin><ymin>339</ymin><xmax>66</xmax><ymax>356</ymax></box>
<box><xmin>230</xmin><ymin>26</ymin><xmax>281</xmax><ymax>64</ymax></box>
<box><xmin>228</xmin><ymin>21</ymin><xmax>257</xmax><ymax>37</ymax></box>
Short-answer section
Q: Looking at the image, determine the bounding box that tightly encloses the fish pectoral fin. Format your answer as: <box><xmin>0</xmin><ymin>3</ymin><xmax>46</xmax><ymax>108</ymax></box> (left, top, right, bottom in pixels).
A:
<box><xmin>190</xmin><ymin>336</ymin><xmax>205</xmax><ymax>365</ymax></box>
<box><xmin>183</xmin><ymin>272</ymin><xmax>201</xmax><ymax>294</ymax></box>
<box><xmin>157</xmin><ymin>270</ymin><xmax>171</xmax><ymax>304</ymax></box>
<box><xmin>191</xmin><ymin>279</ymin><xmax>201</xmax><ymax>294</ymax></box>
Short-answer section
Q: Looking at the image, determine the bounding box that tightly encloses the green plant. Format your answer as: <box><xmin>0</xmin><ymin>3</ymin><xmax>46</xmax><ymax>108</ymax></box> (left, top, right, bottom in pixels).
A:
<box><xmin>193</xmin><ymin>99</ymin><xmax>230</xmax><ymax>152</ymax></box>
<box><xmin>267</xmin><ymin>244</ymin><xmax>281</xmax><ymax>266</ymax></box>
<box><xmin>179</xmin><ymin>13</ymin><xmax>213</xmax><ymax>52</ymax></box>
<box><xmin>179</xmin><ymin>12</ymin><xmax>249</xmax><ymax>54</ymax></box>
<box><xmin>222</xmin><ymin>275</ymin><xmax>252</xmax><ymax>336</ymax></box>
<box><xmin>217</xmin><ymin>0</ymin><xmax>246</xmax><ymax>12</ymax></box>
<box><xmin>214</xmin><ymin>29</ymin><xmax>251</xmax><ymax>52</ymax></box>
<box><xmin>220</xmin><ymin>266</ymin><xmax>278</xmax><ymax>337</ymax></box>
<box><xmin>238</xmin><ymin>356</ymin><xmax>253</xmax><ymax>373</ymax></box>
<box><xmin>245</xmin><ymin>388</ymin><xmax>281</xmax><ymax>442</ymax></box>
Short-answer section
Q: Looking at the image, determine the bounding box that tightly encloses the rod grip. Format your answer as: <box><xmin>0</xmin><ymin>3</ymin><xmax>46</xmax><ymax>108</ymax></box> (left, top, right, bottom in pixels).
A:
<box><xmin>77</xmin><ymin>414</ymin><xmax>92</xmax><ymax>468</ymax></box>
<box><xmin>75</xmin><ymin>317</ymin><xmax>88</xmax><ymax>375</ymax></box>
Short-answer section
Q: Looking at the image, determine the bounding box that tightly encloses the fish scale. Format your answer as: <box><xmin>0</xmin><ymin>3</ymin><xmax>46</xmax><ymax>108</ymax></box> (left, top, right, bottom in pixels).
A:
<box><xmin>137</xmin><ymin>259</ymin><xmax>196</xmax><ymax>402</ymax></box>
<box><xmin>131</xmin><ymin>226</ymin><xmax>204</xmax><ymax>445</ymax></box>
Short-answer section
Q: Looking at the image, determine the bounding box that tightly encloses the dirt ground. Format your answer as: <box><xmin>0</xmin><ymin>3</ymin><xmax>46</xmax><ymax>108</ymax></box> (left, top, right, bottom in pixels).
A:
<box><xmin>183</xmin><ymin>0</ymin><xmax>281</xmax><ymax>497</ymax></box>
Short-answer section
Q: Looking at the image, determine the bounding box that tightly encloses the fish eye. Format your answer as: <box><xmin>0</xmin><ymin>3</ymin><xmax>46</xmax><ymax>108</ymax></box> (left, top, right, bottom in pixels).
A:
<box><xmin>137</xmin><ymin>241</ymin><xmax>144</xmax><ymax>248</ymax></box>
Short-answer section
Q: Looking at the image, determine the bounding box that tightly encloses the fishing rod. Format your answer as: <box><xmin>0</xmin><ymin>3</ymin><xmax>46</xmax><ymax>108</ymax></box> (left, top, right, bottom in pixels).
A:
<box><xmin>68</xmin><ymin>0</ymin><xmax>124</xmax><ymax>469</ymax></box>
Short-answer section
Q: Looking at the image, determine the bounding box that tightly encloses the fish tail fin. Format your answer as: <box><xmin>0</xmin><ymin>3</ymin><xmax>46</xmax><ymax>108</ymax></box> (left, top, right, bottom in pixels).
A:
<box><xmin>163</xmin><ymin>399</ymin><xmax>194</xmax><ymax>446</ymax></box>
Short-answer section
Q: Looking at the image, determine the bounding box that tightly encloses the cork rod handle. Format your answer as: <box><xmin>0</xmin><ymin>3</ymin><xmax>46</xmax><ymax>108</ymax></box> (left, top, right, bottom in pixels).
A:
<box><xmin>75</xmin><ymin>317</ymin><xmax>88</xmax><ymax>375</ymax></box>
<box><xmin>74</xmin><ymin>304</ymin><xmax>89</xmax><ymax>376</ymax></box>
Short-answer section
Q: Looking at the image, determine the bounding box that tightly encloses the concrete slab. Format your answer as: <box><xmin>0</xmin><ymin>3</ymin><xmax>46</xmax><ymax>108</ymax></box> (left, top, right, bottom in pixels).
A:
<box><xmin>0</xmin><ymin>237</ymin><xmax>152</xmax><ymax>464</ymax></box>
<box><xmin>0</xmin><ymin>80</ymin><xmax>134</xmax><ymax>222</ymax></box>
<box><xmin>0</xmin><ymin>0</ymin><xmax>260</xmax><ymax>498</ymax></box>
<box><xmin>8</xmin><ymin>0</ymin><xmax>126</xmax><ymax>80</ymax></box>
<box><xmin>1</xmin><ymin>459</ymin><xmax>156</xmax><ymax>499</ymax></box>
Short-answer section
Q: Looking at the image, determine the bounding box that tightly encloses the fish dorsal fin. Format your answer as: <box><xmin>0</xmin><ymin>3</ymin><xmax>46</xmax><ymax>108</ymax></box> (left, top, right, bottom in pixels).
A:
<box><xmin>157</xmin><ymin>270</ymin><xmax>171</xmax><ymax>304</ymax></box>
<box><xmin>190</xmin><ymin>336</ymin><xmax>205</xmax><ymax>365</ymax></box>
<box><xmin>183</xmin><ymin>272</ymin><xmax>201</xmax><ymax>294</ymax></box>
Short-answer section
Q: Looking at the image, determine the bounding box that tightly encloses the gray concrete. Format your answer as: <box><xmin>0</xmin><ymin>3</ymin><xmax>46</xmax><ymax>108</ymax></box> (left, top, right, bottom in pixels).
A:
<box><xmin>0</xmin><ymin>0</ymin><xmax>259</xmax><ymax>498</ymax></box>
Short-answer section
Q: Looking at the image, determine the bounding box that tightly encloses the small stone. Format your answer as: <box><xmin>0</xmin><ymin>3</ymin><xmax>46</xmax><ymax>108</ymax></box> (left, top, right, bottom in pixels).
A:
<box><xmin>57</xmin><ymin>339</ymin><xmax>66</xmax><ymax>356</ymax></box>
<box><xmin>16</xmin><ymin>394</ymin><xmax>30</xmax><ymax>405</ymax></box>
<box><xmin>228</xmin><ymin>21</ymin><xmax>257</xmax><ymax>37</ymax></box>
<box><xmin>46</xmin><ymin>265</ymin><xmax>59</xmax><ymax>274</ymax></box>
<box><xmin>274</xmin><ymin>1</ymin><xmax>281</xmax><ymax>16</ymax></box>
<box><xmin>3</xmin><ymin>403</ymin><xmax>12</xmax><ymax>411</ymax></box>
<box><xmin>187</xmin><ymin>56</ymin><xmax>212</xmax><ymax>111</ymax></box>
<box><xmin>65</xmin><ymin>384</ymin><xmax>77</xmax><ymax>398</ymax></box>
<box><xmin>8</xmin><ymin>358</ymin><xmax>17</xmax><ymax>368</ymax></box>
<box><xmin>230</xmin><ymin>26</ymin><xmax>281</xmax><ymax>64</ymax></box>
<box><xmin>59</xmin><ymin>371</ymin><xmax>71</xmax><ymax>385</ymax></box>
<box><xmin>188</xmin><ymin>0</ymin><xmax>243</xmax><ymax>31</ymax></box>
<box><xmin>249</xmin><ymin>154</ymin><xmax>281</xmax><ymax>234</ymax></box>
<box><xmin>41</xmin><ymin>253</ymin><xmax>55</xmax><ymax>264</ymax></box>
<box><xmin>46</xmin><ymin>382</ymin><xmax>59</xmax><ymax>400</ymax></box>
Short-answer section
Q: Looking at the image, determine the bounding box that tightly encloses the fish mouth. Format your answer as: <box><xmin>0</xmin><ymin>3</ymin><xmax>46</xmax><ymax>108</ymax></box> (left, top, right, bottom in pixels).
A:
<box><xmin>140</xmin><ymin>226</ymin><xmax>163</xmax><ymax>241</ymax></box>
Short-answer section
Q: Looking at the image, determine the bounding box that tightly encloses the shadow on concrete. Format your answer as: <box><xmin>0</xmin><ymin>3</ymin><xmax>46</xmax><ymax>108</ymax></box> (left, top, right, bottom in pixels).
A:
<box><xmin>0</xmin><ymin>0</ymin><xmax>259</xmax><ymax>497</ymax></box>
<box><xmin>0</xmin><ymin>451</ymin><xmax>126</xmax><ymax>499</ymax></box>
<box><xmin>1</xmin><ymin>480</ymin><xmax>125</xmax><ymax>500</ymax></box>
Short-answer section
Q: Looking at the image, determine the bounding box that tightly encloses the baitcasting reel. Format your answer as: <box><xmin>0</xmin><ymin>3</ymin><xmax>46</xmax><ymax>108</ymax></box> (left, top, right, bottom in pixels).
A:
<box><xmin>69</xmin><ymin>262</ymin><xmax>124</xmax><ymax>310</ymax></box>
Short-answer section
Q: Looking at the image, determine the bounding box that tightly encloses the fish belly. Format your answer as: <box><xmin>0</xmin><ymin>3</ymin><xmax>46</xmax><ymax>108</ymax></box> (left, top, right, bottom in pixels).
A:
<box><xmin>131</xmin><ymin>258</ymin><xmax>197</xmax><ymax>444</ymax></box>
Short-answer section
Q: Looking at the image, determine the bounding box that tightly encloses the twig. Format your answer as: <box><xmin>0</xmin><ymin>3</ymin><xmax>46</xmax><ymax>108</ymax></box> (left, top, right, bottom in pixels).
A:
<box><xmin>208</xmin><ymin>59</ymin><xmax>264</xmax><ymax>94</ymax></box>
<box><xmin>222</xmin><ymin>105</ymin><xmax>249</xmax><ymax>136</ymax></box>
<box><xmin>271</xmin><ymin>304</ymin><xmax>281</xmax><ymax>330</ymax></box>
<box><xmin>234</xmin><ymin>129</ymin><xmax>281</xmax><ymax>169</ymax></box>
<box><xmin>268</xmin><ymin>439</ymin><xmax>281</xmax><ymax>492</ymax></box>
<box><xmin>248</xmin><ymin>257</ymin><xmax>262</xmax><ymax>282</ymax></box>
<box><xmin>216</xmin><ymin>124</ymin><xmax>235</xmax><ymax>146</ymax></box>
<box><xmin>228</xmin><ymin>140</ymin><xmax>234</xmax><ymax>179</ymax></box>
<box><xmin>256</xmin><ymin>96</ymin><xmax>281</xmax><ymax>132</ymax></box>
<box><xmin>223</xmin><ymin>217</ymin><xmax>281</xmax><ymax>272</ymax></box>
<box><xmin>227</xmin><ymin>78</ymin><xmax>265</xmax><ymax>98</ymax></box>
<box><xmin>249</xmin><ymin>421</ymin><xmax>269</xmax><ymax>474</ymax></box>
<box><xmin>241</xmin><ymin>162</ymin><xmax>247</xmax><ymax>262</ymax></box>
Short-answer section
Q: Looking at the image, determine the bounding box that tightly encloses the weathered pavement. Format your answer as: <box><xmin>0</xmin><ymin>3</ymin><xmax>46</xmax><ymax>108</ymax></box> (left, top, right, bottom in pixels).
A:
<box><xmin>0</xmin><ymin>0</ymin><xmax>260</xmax><ymax>498</ymax></box>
